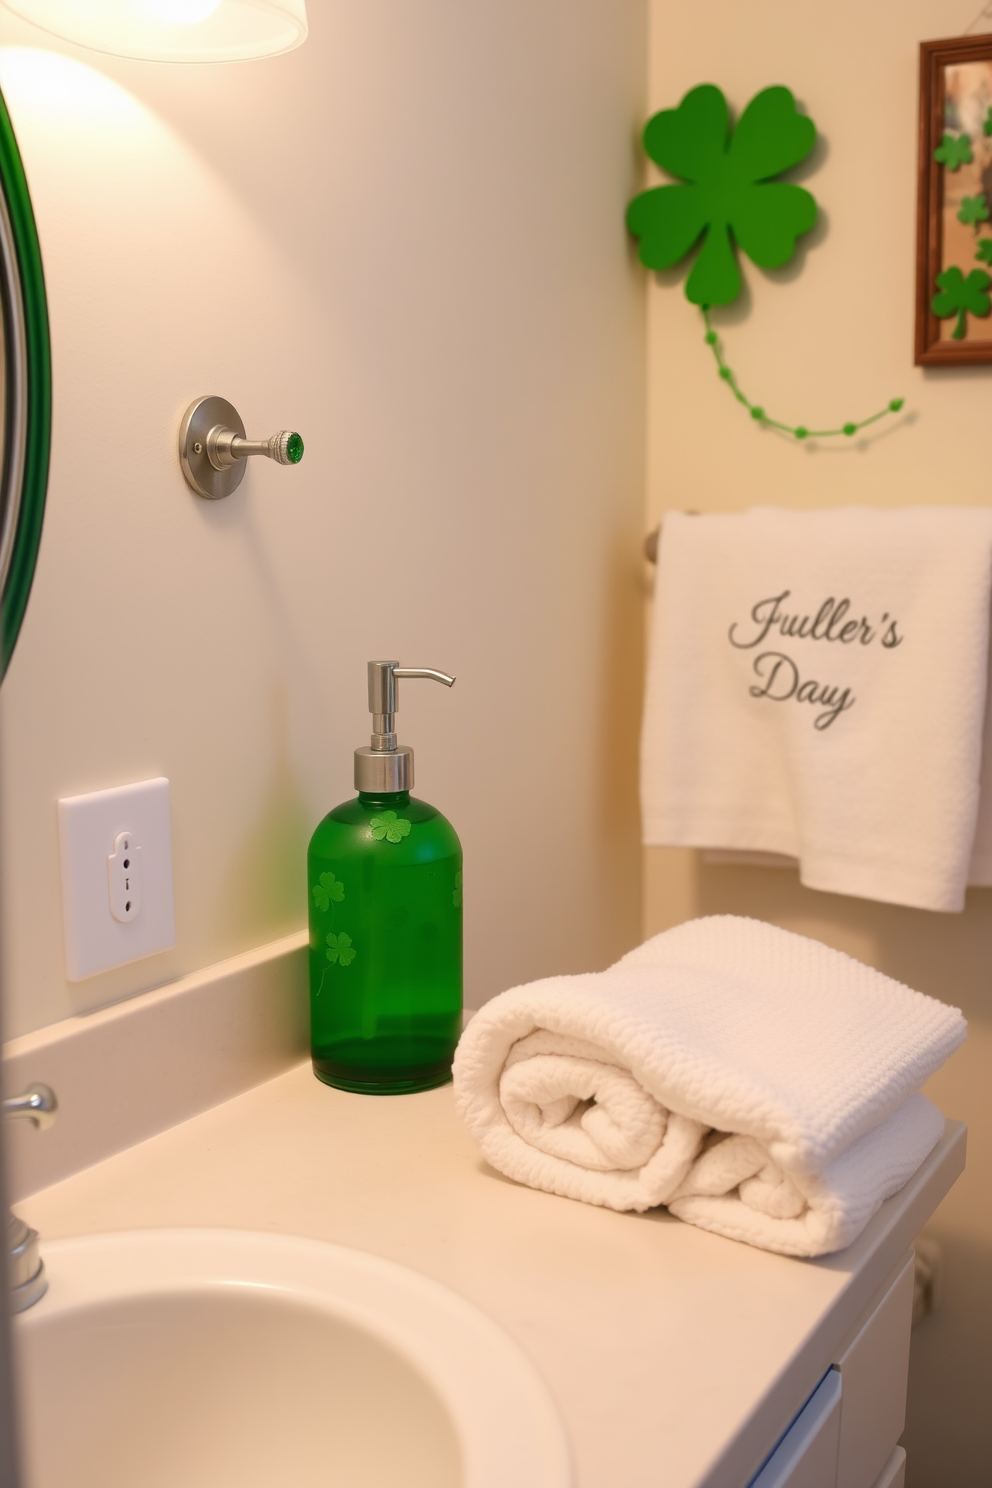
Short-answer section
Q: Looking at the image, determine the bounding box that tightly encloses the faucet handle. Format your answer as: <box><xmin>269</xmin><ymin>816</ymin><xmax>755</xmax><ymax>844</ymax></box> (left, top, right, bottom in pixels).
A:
<box><xmin>4</xmin><ymin>1084</ymin><xmax>57</xmax><ymax>1313</ymax></box>
<box><xmin>3</xmin><ymin>1083</ymin><xmax>57</xmax><ymax>1131</ymax></box>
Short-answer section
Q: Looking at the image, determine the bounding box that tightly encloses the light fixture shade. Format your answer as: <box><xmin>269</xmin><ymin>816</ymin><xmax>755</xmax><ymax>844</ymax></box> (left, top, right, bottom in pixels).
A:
<box><xmin>0</xmin><ymin>0</ymin><xmax>307</xmax><ymax>62</ymax></box>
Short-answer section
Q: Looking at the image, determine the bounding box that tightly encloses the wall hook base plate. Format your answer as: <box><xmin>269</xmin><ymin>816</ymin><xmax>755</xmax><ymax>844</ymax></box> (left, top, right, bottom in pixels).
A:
<box><xmin>179</xmin><ymin>395</ymin><xmax>247</xmax><ymax>501</ymax></box>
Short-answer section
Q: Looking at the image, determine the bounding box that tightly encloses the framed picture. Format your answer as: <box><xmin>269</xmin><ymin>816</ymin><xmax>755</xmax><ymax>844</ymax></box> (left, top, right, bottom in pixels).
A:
<box><xmin>916</xmin><ymin>34</ymin><xmax>992</xmax><ymax>365</ymax></box>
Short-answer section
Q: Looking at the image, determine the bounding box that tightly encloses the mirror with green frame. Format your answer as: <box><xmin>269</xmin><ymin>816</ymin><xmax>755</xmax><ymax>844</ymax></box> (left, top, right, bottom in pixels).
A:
<box><xmin>0</xmin><ymin>74</ymin><xmax>50</xmax><ymax>1488</ymax></box>
<box><xmin>0</xmin><ymin>81</ymin><xmax>50</xmax><ymax>678</ymax></box>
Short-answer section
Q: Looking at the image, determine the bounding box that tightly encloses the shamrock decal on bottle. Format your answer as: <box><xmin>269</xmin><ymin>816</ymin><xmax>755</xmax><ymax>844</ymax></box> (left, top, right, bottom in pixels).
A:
<box><xmin>369</xmin><ymin>810</ymin><xmax>411</xmax><ymax>844</ymax></box>
<box><xmin>312</xmin><ymin>871</ymin><xmax>344</xmax><ymax>912</ymax></box>
<box><xmin>326</xmin><ymin>931</ymin><xmax>356</xmax><ymax>967</ymax></box>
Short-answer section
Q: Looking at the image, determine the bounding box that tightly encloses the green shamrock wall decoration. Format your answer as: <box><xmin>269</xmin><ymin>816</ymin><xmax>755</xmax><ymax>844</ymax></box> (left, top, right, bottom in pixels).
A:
<box><xmin>934</xmin><ymin>132</ymin><xmax>973</xmax><ymax>170</ymax></box>
<box><xmin>931</xmin><ymin>265</ymin><xmax>992</xmax><ymax>339</ymax></box>
<box><xmin>626</xmin><ymin>83</ymin><xmax>904</xmax><ymax>441</ymax></box>
<box><xmin>627</xmin><ymin>84</ymin><xmax>817</xmax><ymax>307</ymax></box>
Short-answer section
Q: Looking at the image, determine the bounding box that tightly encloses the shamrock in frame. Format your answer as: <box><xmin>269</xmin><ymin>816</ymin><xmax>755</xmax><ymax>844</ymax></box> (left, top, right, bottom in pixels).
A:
<box><xmin>916</xmin><ymin>33</ymin><xmax>992</xmax><ymax>364</ymax></box>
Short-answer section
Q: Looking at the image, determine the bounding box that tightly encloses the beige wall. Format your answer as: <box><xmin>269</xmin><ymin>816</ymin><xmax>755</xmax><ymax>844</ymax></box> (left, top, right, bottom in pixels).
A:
<box><xmin>0</xmin><ymin>0</ymin><xmax>647</xmax><ymax>1037</ymax></box>
<box><xmin>644</xmin><ymin>2</ymin><xmax>991</xmax><ymax>1482</ymax></box>
<box><xmin>4</xmin><ymin>0</ymin><xmax>986</xmax><ymax>1475</ymax></box>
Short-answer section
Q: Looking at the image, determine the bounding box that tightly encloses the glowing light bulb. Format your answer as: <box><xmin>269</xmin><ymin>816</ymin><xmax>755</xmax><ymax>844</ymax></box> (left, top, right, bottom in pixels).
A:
<box><xmin>140</xmin><ymin>0</ymin><xmax>221</xmax><ymax>22</ymax></box>
<box><xmin>0</xmin><ymin>0</ymin><xmax>307</xmax><ymax>60</ymax></box>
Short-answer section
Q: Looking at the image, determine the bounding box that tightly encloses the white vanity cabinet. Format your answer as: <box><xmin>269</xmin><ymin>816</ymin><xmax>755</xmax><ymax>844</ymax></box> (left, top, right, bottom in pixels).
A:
<box><xmin>752</xmin><ymin>1254</ymin><xmax>914</xmax><ymax>1488</ymax></box>
<box><xmin>750</xmin><ymin>1369</ymin><xmax>842</xmax><ymax>1488</ymax></box>
<box><xmin>12</xmin><ymin>1057</ymin><xmax>964</xmax><ymax>1488</ymax></box>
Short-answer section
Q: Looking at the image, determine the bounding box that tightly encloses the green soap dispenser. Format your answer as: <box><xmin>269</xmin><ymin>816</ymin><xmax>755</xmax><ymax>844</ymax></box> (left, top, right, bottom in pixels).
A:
<box><xmin>308</xmin><ymin>660</ymin><xmax>463</xmax><ymax>1095</ymax></box>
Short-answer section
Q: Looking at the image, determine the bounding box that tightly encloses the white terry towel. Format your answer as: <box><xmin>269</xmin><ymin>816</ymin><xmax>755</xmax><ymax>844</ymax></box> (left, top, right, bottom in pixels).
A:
<box><xmin>641</xmin><ymin>507</ymin><xmax>992</xmax><ymax>912</ymax></box>
<box><xmin>453</xmin><ymin>917</ymin><xmax>966</xmax><ymax>1257</ymax></box>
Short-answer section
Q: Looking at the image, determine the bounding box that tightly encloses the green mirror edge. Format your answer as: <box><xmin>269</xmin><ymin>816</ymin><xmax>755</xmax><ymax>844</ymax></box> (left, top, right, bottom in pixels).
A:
<box><xmin>0</xmin><ymin>85</ymin><xmax>51</xmax><ymax>679</ymax></box>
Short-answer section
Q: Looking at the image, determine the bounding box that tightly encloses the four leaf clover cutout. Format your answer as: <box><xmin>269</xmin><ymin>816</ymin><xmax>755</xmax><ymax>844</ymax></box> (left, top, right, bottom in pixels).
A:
<box><xmin>625</xmin><ymin>78</ymin><xmax>992</xmax><ymax>412</ymax></box>
<box><xmin>626</xmin><ymin>83</ymin><xmax>818</xmax><ymax>307</ymax></box>
<box><xmin>625</xmin><ymin>81</ymin><xmax>906</xmax><ymax>438</ymax></box>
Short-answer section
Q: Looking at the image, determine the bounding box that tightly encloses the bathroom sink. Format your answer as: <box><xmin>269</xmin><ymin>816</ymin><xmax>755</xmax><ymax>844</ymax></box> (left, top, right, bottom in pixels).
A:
<box><xmin>14</xmin><ymin>1229</ymin><xmax>571</xmax><ymax>1488</ymax></box>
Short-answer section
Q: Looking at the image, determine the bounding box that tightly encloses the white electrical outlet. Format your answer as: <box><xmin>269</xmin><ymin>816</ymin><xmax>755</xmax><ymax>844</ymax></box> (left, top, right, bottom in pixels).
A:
<box><xmin>108</xmin><ymin>831</ymin><xmax>142</xmax><ymax>923</ymax></box>
<box><xmin>58</xmin><ymin>778</ymin><xmax>175</xmax><ymax>981</ymax></box>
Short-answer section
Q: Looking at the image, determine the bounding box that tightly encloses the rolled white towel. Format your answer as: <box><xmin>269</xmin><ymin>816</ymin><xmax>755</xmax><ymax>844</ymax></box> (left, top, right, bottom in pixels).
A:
<box><xmin>453</xmin><ymin>917</ymin><xmax>966</xmax><ymax>1257</ymax></box>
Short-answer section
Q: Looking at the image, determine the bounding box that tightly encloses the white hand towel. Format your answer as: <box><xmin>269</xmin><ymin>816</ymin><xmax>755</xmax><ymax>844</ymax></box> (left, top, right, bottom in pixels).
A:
<box><xmin>968</xmin><ymin>631</ymin><xmax>992</xmax><ymax>884</ymax></box>
<box><xmin>641</xmin><ymin>506</ymin><xmax>992</xmax><ymax>912</ymax></box>
<box><xmin>453</xmin><ymin>917</ymin><xmax>965</xmax><ymax>1257</ymax></box>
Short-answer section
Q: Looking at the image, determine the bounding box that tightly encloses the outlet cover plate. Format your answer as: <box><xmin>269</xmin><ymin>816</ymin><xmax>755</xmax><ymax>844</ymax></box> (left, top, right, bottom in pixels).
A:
<box><xmin>57</xmin><ymin>778</ymin><xmax>176</xmax><ymax>981</ymax></box>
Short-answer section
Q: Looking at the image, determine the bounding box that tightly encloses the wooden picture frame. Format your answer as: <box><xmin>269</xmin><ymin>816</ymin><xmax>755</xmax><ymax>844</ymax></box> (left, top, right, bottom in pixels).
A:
<box><xmin>916</xmin><ymin>34</ymin><xmax>992</xmax><ymax>365</ymax></box>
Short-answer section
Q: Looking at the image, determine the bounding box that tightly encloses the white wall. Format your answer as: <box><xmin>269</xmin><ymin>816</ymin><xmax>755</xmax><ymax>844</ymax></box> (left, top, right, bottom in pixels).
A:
<box><xmin>0</xmin><ymin>0</ymin><xmax>647</xmax><ymax>1038</ymax></box>
<box><xmin>644</xmin><ymin>3</ymin><xmax>991</xmax><ymax>1483</ymax></box>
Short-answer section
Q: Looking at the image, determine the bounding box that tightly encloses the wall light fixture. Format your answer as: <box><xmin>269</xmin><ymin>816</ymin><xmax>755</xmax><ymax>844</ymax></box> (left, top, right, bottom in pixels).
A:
<box><xmin>0</xmin><ymin>0</ymin><xmax>307</xmax><ymax>62</ymax></box>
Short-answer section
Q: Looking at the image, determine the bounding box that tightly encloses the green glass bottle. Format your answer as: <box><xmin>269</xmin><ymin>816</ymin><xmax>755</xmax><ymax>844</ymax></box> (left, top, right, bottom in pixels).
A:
<box><xmin>308</xmin><ymin>661</ymin><xmax>462</xmax><ymax>1095</ymax></box>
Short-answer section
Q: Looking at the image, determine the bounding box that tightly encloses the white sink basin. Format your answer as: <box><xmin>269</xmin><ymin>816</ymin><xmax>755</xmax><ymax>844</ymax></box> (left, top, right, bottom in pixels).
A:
<box><xmin>14</xmin><ymin>1229</ymin><xmax>571</xmax><ymax>1488</ymax></box>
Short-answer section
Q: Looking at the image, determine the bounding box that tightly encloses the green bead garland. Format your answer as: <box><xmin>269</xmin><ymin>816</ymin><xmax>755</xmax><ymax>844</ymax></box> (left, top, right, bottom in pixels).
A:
<box><xmin>701</xmin><ymin>308</ymin><xmax>904</xmax><ymax>440</ymax></box>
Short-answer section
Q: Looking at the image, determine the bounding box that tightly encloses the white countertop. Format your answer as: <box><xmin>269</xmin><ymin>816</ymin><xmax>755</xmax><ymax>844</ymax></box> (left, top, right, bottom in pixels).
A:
<box><xmin>17</xmin><ymin>1064</ymin><xmax>965</xmax><ymax>1488</ymax></box>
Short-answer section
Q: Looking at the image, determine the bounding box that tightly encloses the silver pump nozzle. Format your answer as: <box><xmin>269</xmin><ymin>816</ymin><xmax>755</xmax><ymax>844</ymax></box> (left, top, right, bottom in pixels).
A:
<box><xmin>355</xmin><ymin>660</ymin><xmax>456</xmax><ymax>793</ymax></box>
<box><xmin>367</xmin><ymin>660</ymin><xmax>455</xmax><ymax>750</ymax></box>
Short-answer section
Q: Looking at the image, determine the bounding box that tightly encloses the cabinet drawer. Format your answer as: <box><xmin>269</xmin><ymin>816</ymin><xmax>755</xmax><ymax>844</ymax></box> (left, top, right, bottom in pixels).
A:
<box><xmin>751</xmin><ymin>1369</ymin><xmax>842</xmax><ymax>1488</ymax></box>
<box><xmin>869</xmin><ymin>1447</ymin><xmax>906</xmax><ymax>1488</ymax></box>
<box><xmin>835</xmin><ymin>1254</ymin><xmax>914</xmax><ymax>1488</ymax></box>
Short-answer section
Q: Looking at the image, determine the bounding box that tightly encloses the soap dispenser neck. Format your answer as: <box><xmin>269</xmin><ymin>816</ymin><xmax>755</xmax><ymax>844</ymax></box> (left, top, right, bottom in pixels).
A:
<box><xmin>370</xmin><ymin>716</ymin><xmax>397</xmax><ymax>752</ymax></box>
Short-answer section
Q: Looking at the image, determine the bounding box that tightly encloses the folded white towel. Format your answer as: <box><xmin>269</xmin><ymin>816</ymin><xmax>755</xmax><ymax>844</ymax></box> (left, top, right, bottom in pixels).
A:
<box><xmin>453</xmin><ymin>917</ymin><xmax>965</xmax><ymax>1257</ymax></box>
<box><xmin>641</xmin><ymin>507</ymin><xmax>992</xmax><ymax>912</ymax></box>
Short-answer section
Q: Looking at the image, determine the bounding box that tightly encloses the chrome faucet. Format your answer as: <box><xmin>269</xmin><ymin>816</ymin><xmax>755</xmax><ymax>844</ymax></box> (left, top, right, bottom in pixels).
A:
<box><xmin>3</xmin><ymin>1085</ymin><xmax>57</xmax><ymax>1312</ymax></box>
